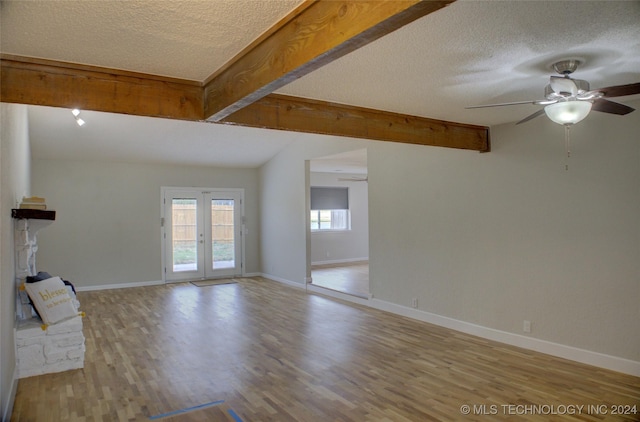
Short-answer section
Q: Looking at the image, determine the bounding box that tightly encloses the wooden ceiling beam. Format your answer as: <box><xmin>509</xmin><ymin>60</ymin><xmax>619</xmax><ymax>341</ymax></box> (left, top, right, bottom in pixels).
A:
<box><xmin>203</xmin><ymin>0</ymin><xmax>454</xmax><ymax>122</ymax></box>
<box><xmin>223</xmin><ymin>94</ymin><xmax>490</xmax><ymax>152</ymax></box>
<box><xmin>2</xmin><ymin>1</ymin><xmax>487</xmax><ymax>151</ymax></box>
<box><xmin>1</xmin><ymin>54</ymin><xmax>489</xmax><ymax>152</ymax></box>
<box><xmin>0</xmin><ymin>54</ymin><xmax>204</xmax><ymax>121</ymax></box>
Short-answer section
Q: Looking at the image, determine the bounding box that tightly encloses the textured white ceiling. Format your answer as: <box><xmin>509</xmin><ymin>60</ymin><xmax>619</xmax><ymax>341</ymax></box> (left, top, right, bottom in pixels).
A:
<box><xmin>279</xmin><ymin>0</ymin><xmax>640</xmax><ymax>127</ymax></box>
<box><xmin>2</xmin><ymin>0</ymin><xmax>640</xmax><ymax>168</ymax></box>
<box><xmin>1</xmin><ymin>0</ymin><xmax>302</xmax><ymax>80</ymax></box>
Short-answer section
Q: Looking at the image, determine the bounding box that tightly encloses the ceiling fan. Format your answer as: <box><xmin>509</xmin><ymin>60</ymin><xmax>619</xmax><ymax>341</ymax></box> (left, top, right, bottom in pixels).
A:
<box><xmin>467</xmin><ymin>60</ymin><xmax>640</xmax><ymax>125</ymax></box>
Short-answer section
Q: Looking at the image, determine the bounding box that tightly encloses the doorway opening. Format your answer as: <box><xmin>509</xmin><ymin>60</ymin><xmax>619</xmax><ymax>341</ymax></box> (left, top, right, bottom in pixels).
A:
<box><xmin>162</xmin><ymin>187</ymin><xmax>244</xmax><ymax>282</ymax></box>
<box><xmin>308</xmin><ymin>149</ymin><xmax>369</xmax><ymax>298</ymax></box>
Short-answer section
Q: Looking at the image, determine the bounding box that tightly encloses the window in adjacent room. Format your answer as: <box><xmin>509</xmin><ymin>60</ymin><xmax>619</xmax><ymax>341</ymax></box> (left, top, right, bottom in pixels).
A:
<box><xmin>310</xmin><ymin>187</ymin><xmax>350</xmax><ymax>231</ymax></box>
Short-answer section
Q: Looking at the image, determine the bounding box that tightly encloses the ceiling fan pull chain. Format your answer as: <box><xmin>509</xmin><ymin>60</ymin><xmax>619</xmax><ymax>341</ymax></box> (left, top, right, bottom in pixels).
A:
<box><xmin>564</xmin><ymin>124</ymin><xmax>571</xmax><ymax>171</ymax></box>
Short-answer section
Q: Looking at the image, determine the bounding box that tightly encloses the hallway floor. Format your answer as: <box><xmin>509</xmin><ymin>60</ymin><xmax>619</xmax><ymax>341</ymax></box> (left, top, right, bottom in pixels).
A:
<box><xmin>311</xmin><ymin>261</ymin><xmax>369</xmax><ymax>298</ymax></box>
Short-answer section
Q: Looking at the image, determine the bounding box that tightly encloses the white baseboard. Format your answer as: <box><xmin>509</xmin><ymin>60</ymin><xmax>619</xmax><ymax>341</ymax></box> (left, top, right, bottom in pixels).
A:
<box><xmin>307</xmin><ymin>284</ymin><xmax>370</xmax><ymax>306</ymax></box>
<box><xmin>311</xmin><ymin>257</ymin><xmax>369</xmax><ymax>266</ymax></box>
<box><xmin>242</xmin><ymin>272</ymin><xmax>262</xmax><ymax>278</ymax></box>
<box><xmin>75</xmin><ymin>280</ymin><xmax>164</xmax><ymax>292</ymax></box>
<box><xmin>261</xmin><ymin>273</ymin><xmax>371</xmax><ymax>307</ymax></box>
<box><xmin>259</xmin><ymin>273</ymin><xmax>306</xmax><ymax>289</ymax></box>
<box><xmin>370</xmin><ymin>298</ymin><xmax>640</xmax><ymax>377</ymax></box>
<box><xmin>3</xmin><ymin>364</ymin><xmax>18</xmax><ymax>422</ymax></box>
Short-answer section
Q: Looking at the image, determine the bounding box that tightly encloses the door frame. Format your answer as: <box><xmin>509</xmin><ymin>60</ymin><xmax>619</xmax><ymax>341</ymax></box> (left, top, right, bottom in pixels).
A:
<box><xmin>161</xmin><ymin>186</ymin><xmax>245</xmax><ymax>283</ymax></box>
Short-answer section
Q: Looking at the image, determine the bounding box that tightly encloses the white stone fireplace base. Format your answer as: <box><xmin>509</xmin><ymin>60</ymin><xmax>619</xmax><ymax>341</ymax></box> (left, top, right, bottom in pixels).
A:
<box><xmin>14</xmin><ymin>214</ymin><xmax>86</xmax><ymax>378</ymax></box>
<box><xmin>16</xmin><ymin>316</ymin><xmax>85</xmax><ymax>378</ymax></box>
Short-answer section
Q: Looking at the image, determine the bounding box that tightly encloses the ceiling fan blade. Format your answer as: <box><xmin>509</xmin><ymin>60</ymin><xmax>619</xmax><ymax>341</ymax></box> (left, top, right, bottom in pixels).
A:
<box><xmin>591</xmin><ymin>98</ymin><xmax>635</xmax><ymax>115</ymax></box>
<box><xmin>597</xmin><ymin>82</ymin><xmax>640</xmax><ymax>98</ymax></box>
<box><xmin>466</xmin><ymin>100</ymin><xmax>538</xmax><ymax>109</ymax></box>
<box><xmin>550</xmin><ymin>76</ymin><xmax>578</xmax><ymax>95</ymax></box>
<box><xmin>516</xmin><ymin>109</ymin><xmax>546</xmax><ymax>125</ymax></box>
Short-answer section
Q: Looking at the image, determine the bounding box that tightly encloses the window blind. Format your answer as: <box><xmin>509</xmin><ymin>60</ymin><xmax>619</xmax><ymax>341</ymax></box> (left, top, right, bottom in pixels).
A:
<box><xmin>310</xmin><ymin>187</ymin><xmax>349</xmax><ymax>210</ymax></box>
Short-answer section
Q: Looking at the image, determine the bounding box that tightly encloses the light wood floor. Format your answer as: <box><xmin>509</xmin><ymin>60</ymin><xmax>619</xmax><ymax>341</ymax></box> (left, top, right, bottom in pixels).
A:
<box><xmin>311</xmin><ymin>262</ymin><xmax>369</xmax><ymax>298</ymax></box>
<box><xmin>11</xmin><ymin>277</ymin><xmax>640</xmax><ymax>421</ymax></box>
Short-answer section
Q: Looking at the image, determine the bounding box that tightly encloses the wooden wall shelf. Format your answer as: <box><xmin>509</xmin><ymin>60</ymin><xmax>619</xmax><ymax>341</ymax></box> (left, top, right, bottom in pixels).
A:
<box><xmin>11</xmin><ymin>209</ymin><xmax>56</xmax><ymax>220</ymax></box>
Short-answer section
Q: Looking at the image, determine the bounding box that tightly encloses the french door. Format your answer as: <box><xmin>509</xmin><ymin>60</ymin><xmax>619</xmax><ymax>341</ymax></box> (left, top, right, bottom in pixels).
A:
<box><xmin>163</xmin><ymin>188</ymin><xmax>243</xmax><ymax>282</ymax></box>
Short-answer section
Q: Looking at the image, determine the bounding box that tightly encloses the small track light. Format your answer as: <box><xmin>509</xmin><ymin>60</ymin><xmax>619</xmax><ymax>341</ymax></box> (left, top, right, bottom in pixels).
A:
<box><xmin>71</xmin><ymin>109</ymin><xmax>86</xmax><ymax>126</ymax></box>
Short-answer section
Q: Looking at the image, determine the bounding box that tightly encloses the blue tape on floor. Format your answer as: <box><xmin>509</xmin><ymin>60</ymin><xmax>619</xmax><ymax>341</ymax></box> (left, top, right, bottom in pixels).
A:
<box><xmin>149</xmin><ymin>400</ymin><xmax>225</xmax><ymax>420</ymax></box>
<box><xmin>228</xmin><ymin>408</ymin><xmax>244</xmax><ymax>422</ymax></box>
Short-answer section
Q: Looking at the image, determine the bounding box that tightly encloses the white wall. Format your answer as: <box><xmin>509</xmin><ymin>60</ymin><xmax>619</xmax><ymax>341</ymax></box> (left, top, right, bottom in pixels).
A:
<box><xmin>0</xmin><ymin>103</ymin><xmax>31</xmax><ymax>420</ymax></box>
<box><xmin>260</xmin><ymin>138</ymin><xmax>372</xmax><ymax>284</ymax></box>
<box><xmin>259</xmin><ymin>146</ymin><xmax>308</xmax><ymax>284</ymax></box>
<box><xmin>31</xmin><ymin>160</ymin><xmax>261</xmax><ymax>288</ymax></box>
<box><xmin>368</xmin><ymin>102</ymin><xmax>639</xmax><ymax>363</ymax></box>
<box><xmin>310</xmin><ymin>172</ymin><xmax>368</xmax><ymax>264</ymax></box>
<box><xmin>259</xmin><ymin>101</ymin><xmax>639</xmax><ymax>368</ymax></box>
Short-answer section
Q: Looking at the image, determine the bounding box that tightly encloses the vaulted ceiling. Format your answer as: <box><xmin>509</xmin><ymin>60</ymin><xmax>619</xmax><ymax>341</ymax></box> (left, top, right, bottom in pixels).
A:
<box><xmin>2</xmin><ymin>0</ymin><xmax>639</xmax><ymax>168</ymax></box>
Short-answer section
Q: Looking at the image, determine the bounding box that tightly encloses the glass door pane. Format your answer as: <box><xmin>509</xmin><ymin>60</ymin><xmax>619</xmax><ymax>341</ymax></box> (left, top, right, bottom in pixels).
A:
<box><xmin>211</xmin><ymin>199</ymin><xmax>235</xmax><ymax>270</ymax></box>
<box><xmin>172</xmin><ymin>198</ymin><xmax>198</xmax><ymax>272</ymax></box>
<box><xmin>164</xmin><ymin>190</ymin><xmax>204</xmax><ymax>282</ymax></box>
<box><xmin>204</xmin><ymin>191</ymin><xmax>242</xmax><ymax>278</ymax></box>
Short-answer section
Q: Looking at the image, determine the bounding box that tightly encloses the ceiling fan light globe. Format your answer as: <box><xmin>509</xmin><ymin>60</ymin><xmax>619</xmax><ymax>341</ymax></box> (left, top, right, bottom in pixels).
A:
<box><xmin>544</xmin><ymin>101</ymin><xmax>592</xmax><ymax>125</ymax></box>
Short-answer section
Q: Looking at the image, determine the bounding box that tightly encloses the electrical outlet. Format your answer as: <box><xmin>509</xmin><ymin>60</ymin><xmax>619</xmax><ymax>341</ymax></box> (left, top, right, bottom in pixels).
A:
<box><xmin>523</xmin><ymin>320</ymin><xmax>531</xmax><ymax>333</ymax></box>
<box><xmin>411</xmin><ymin>298</ymin><xmax>418</xmax><ymax>308</ymax></box>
